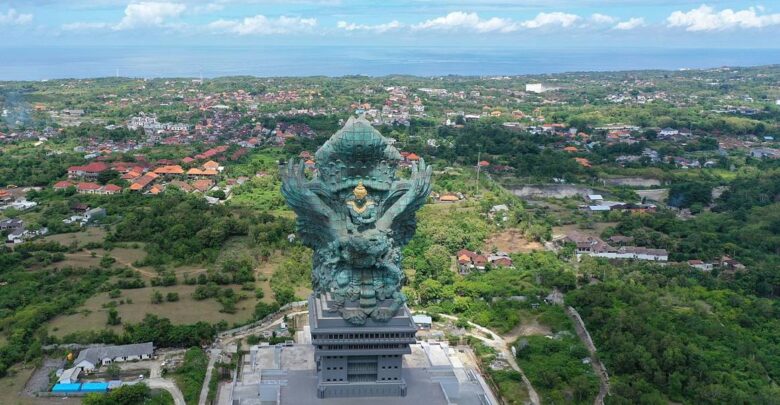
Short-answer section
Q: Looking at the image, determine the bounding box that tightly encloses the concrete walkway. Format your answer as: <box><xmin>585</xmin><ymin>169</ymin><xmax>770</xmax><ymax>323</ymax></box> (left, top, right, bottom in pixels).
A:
<box><xmin>437</xmin><ymin>313</ymin><xmax>541</xmax><ymax>405</ymax></box>
<box><xmin>148</xmin><ymin>377</ymin><xmax>186</xmax><ymax>405</ymax></box>
<box><xmin>198</xmin><ymin>349</ymin><xmax>221</xmax><ymax>405</ymax></box>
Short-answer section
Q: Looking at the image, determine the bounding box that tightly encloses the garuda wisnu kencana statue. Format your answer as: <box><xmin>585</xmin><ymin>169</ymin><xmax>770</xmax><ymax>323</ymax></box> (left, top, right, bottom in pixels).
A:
<box><xmin>281</xmin><ymin>116</ymin><xmax>431</xmax><ymax>325</ymax></box>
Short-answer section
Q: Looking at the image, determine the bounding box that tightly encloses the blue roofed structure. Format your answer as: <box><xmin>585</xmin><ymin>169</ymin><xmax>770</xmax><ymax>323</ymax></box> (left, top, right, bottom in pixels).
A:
<box><xmin>52</xmin><ymin>383</ymin><xmax>81</xmax><ymax>393</ymax></box>
<box><xmin>80</xmin><ymin>382</ymin><xmax>109</xmax><ymax>392</ymax></box>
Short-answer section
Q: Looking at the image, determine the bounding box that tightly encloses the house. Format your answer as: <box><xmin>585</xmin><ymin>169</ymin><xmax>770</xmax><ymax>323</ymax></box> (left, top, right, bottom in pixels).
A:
<box><xmin>101</xmin><ymin>184</ymin><xmax>122</xmax><ymax>195</ymax></box>
<box><xmin>57</xmin><ymin>367</ymin><xmax>81</xmax><ymax>384</ymax></box>
<box><xmin>562</xmin><ymin>232</ymin><xmax>668</xmax><ymax>261</ymax></box>
<box><xmin>575</xmin><ymin>157</ymin><xmax>591</xmax><ymax>168</ymax></box>
<box><xmin>73</xmin><ymin>342</ymin><xmax>154</xmax><ymax>372</ymax></box>
<box><xmin>720</xmin><ymin>256</ymin><xmax>746</xmax><ymax>271</ymax></box>
<box><xmin>7</xmin><ymin>227</ymin><xmax>48</xmax><ymax>244</ymax></box>
<box><xmin>153</xmin><ymin>165</ymin><xmax>185</xmax><ymax>177</ymax></box>
<box><xmin>0</xmin><ymin>218</ymin><xmax>23</xmax><ymax>231</ymax></box>
<box><xmin>688</xmin><ymin>260</ymin><xmax>713</xmax><ymax>271</ymax></box>
<box><xmin>586</xmin><ymin>194</ymin><xmax>603</xmax><ymax>202</ymax></box>
<box><xmin>457</xmin><ymin>249</ymin><xmax>492</xmax><ymax>274</ymax></box>
<box><xmin>192</xmin><ymin>179</ymin><xmax>214</xmax><ymax>193</ymax></box>
<box><xmin>53</xmin><ymin>180</ymin><xmax>73</xmax><ymax>190</ymax></box>
<box><xmin>412</xmin><ymin>314</ymin><xmax>432</xmax><ymax>329</ymax></box>
<box><xmin>68</xmin><ymin>162</ymin><xmax>110</xmax><ymax>179</ymax></box>
<box><xmin>76</xmin><ymin>182</ymin><xmax>102</xmax><ymax>194</ymax></box>
<box><xmin>168</xmin><ymin>180</ymin><xmax>194</xmax><ymax>193</ymax></box>
<box><xmin>202</xmin><ymin>160</ymin><xmax>220</xmax><ymax>171</ymax></box>
<box><xmin>487</xmin><ymin>253</ymin><xmax>514</xmax><ymax>268</ymax></box>
<box><xmin>659</xmin><ymin>127</ymin><xmax>679</xmax><ymax>137</ymax></box>
<box><xmin>0</xmin><ymin>189</ymin><xmax>13</xmax><ymax>204</ymax></box>
<box><xmin>749</xmin><ymin>148</ymin><xmax>780</xmax><ymax>159</ymax></box>
<box><xmin>608</xmin><ymin>235</ymin><xmax>634</xmax><ymax>245</ymax></box>
<box><xmin>129</xmin><ymin>173</ymin><xmax>158</xmax><ymax>192</ymax></box>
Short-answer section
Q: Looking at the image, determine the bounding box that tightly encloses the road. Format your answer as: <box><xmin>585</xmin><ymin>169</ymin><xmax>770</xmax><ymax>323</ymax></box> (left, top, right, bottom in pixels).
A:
<box><xmin>198</xmin><ymin>349</ymin><xmax>221</xmax><ymax>405</ymax></box>
<box><xmin>147</xmin><ymin>377</ymin><xmax>186</xmax><ymax>405</ymax></box>
<box><xmin>437</xmin><ymin>313</ymin><xmax>541</xmax><ymax>405</ymax></box>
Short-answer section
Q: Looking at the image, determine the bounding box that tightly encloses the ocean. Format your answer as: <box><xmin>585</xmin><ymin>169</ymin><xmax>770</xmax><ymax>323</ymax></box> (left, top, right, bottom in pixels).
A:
<box><xmin>0</xmin><ymin>46</ymin><xmax>777</xmax><ymax>80</ymax></box>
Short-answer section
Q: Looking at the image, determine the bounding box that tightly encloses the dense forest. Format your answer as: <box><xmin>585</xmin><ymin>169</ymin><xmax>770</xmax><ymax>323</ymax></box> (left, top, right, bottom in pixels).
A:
<box><xmin>568</xmin><ymin>261</ymin><xmax>780</xmax><ymax>404</ymax></box>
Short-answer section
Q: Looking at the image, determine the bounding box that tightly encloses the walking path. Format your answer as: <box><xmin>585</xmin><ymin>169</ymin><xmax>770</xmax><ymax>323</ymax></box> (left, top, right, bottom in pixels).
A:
<box><xmin>565</xmin><ymin>306</ymin><xmax>610</xmax><ymax>405</ymax></box>
<box><xmin>148</xmin><ymin>378</ymin><xmax>186</xmax><ymax>405</ymax></box>
<box><xmin>198</xmin><ymin>349</ymin><xmax>221</xmax><ymax>405</ymax></box>
<box><xmin>437</xmin><ymin>313</ymin><xmax>541</xmax><ymax>405</ymax></box>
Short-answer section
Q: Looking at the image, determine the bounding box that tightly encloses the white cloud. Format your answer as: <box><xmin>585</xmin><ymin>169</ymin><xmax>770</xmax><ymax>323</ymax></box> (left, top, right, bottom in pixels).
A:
<box><xmin>62</xmin><ymin>22</ymin><xmax>110</xmax><ymax>31</ymax></box>
<box><xmin>114</xmin><ymin>2</ymin><xmax>186</xmax><ymax>30</ymax></box>
<box><xmin>193</xmin><ymin>3</ymin><xmax>224</xmax><ymax>14</ymax></box>
<box><xmin>667</xmin><ymin>5</ymin><xmax>780</xmax><ymax>31</ymax></box>
<box><xmin>590</xmin><ymin>13</ymin><xmax>616</xmax><ymax>24</ymax></box>
<box><xmin>208</xmin><ymin>15</ymin><xmax>317</xmax><ymax>35</ymax></box>
<box><xmin>520</xmin><ymin>12</ymin><xmax>580</xmax><ymax>29</ymax></box>
<box><xmin>614</xmin><ymin>17</ymin><xmax>645</xmax><ymax>30</ymax></box>
<box><xmin>412</xmin><ymin>11</ymin><xmax>519</xmax><ymax>33</ymax></box>
<box><xmin>0</xmin><ymin>8</ymin><xmax>33</xmax><ymax>25</ymax></box>
<box><xmin>337</xmin><ymin>20</ymin><xmax>402</xmax><ymax>33</ymax></box>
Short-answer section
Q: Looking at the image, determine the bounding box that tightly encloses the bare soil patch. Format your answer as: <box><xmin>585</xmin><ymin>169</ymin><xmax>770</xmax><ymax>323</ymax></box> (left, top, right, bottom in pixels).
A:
<box><xmin>484</xmin><ymin>228</ymin><xmax>543</xmax><ymax>254</ymax></box>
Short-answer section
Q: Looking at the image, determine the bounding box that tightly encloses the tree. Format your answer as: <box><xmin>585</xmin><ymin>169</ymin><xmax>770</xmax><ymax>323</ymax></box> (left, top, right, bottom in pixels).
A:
<box><xmin>107</xmin><ymin>308</ymin><xmax>121</xmax><ymax>326</ymax></box>
<box><xmin>151</xmin><ymin>290</ymin><xmax>164</xmax><ymax>304</ymax></box>
<box><xmin>273</xmin><ymin>285</ymin><xmax>295</xmax><ymax>306</ymax></box>
<box><xmin>100</xmin><ymin>254</ymin><xmax>116</xmax><ymax>268</ymax></box>
<box><xmin>106</xmin><ymin>363</ymin><xmax>121</xmax><ymax>379</ymax></box>
<box><xmin>166</xmin><ymin>292</ymin><xmax>179</xmax><ymax>302</ymax></box>
<box><xmin>83</xmin><ymin>383</ymin><xmax>151</xmax><ymax>405</ymax></box>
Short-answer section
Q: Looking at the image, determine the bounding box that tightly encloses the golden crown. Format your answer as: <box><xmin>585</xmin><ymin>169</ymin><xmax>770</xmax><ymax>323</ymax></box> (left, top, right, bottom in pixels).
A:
<box><xmin>353</xmin><ymin>181</ymin><xmax>368</xmax><ymax>199</ymax></box>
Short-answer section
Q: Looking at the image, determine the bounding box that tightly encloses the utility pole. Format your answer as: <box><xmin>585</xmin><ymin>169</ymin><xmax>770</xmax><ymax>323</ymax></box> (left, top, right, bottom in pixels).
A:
<box><xmin>475</xmin><ymin>150</ymin><xmax>481</xmax><ymax>199</ymax></box>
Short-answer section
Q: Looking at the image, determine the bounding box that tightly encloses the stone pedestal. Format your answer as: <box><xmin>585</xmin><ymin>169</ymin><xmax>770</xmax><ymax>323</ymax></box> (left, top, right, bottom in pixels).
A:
<box><xmin>308</xmin><ymin>293</ymin><xmax>417</xmax><ymax>399</ymax></box>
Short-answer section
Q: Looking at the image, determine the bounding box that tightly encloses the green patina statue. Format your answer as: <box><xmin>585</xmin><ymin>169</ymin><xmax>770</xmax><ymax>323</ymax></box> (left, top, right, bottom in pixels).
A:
<box><xmin>282</xmin><ymin>116</ymin><xmax>431</xmax><ymax>325</ymax></box>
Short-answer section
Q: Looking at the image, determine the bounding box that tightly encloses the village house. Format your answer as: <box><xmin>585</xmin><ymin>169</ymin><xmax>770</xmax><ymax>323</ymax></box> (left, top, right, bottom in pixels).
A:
<box><xmin>192</xmin><ymin>179</ymin><xmax>214</xmax><ymax>193</ymax></box>
<box><xmin>688</xmin><ymin>260</ymin><xmax>714</xmax><ymax>271</ymax></box>
<box><xmin>7</xmin><ymin>226</ymin><xmax>48</xmax><ymax>244</ymax></box>
<box><xmin>0</xmin><ymin>218</ymin><xmax>23</xmax><ymax>231</ymax></box>
<box><xmin>73</xmin><ymin>342</ymin><xmax>154</xmax><ymax>372</ymax></box>
<box><xmin>457</xmin><ymin>249</ymin><xmax>513</xmax><ymax>274</ymax></box>
<box><xmin>153</xmin><ymin>165</ymin><xmax>185</xmax><ymax>178</ymax></box>
<box><xmin>67</xmin><ymin>162</ymin><xmax>110</xmax><ymax>179</ymax></box>
<box><xmin>719</xmin><ymin>256</ymin><xmax>746</xmax><ymax>272</ymax></box>
<box><xmin>129</xmin><ymin>173</ymin><xmax>158</xmax><ymax>192</ymax></box>
<box><xmin>562</xmin><ymin>231</ymin><xmax>668</xmax><ymax>262</ymax></box>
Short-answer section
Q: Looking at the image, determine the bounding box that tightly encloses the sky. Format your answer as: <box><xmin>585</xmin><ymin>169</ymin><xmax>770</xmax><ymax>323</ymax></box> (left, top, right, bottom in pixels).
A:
<box><xmin>0</xmin><ymin>0</ymin><xmax>778</xmax><ymax>49</ymax></box>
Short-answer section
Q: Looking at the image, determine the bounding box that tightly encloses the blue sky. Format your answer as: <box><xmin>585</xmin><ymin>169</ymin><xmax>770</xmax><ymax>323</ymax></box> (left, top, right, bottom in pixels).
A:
<box><xmin>0</xmin><ymin>0</ymin><xmax>778</xmax><ymax>48</ymax></box>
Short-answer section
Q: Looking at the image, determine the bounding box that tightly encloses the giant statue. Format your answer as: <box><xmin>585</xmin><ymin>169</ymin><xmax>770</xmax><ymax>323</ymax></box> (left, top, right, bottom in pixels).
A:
<box><xmin>282</xmin><ymin>116</ymin><xmax>431</xmax><ymax>325</ymax></box>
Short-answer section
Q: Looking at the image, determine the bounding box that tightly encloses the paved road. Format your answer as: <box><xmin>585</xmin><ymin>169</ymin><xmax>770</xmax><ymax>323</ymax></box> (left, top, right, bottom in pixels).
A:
<box><xmin>198</xmin><ymin>349</ymin><xmax>221</xmax><ymax>405</ymax></box>
<box><xmin>437</xmin><ymin>313</ymin><xmax>541</xmax><ymax>405</ymax></box>
<box><xmin>148</xmin><ymin>378</ymin><xmax>186</xmax><ymax>405</ymax></box>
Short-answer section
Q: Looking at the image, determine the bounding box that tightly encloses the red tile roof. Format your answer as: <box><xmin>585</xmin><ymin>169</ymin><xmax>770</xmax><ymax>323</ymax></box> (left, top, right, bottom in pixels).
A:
<box><xmin>77</xmin><ymin>182</ymin><xmax>101</xmax><ymax>191</ymax></box>
<box><xmin>68</xmin><ymin>162</ymin><xmax>109</xmax><ymax>173</ymax></box>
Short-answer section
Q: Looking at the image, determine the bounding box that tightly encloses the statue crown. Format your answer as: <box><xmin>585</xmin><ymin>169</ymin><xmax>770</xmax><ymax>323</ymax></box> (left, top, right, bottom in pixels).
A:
<box><xmin>353</xmin><ymin>181</ymin><xmax>368</xmax><ymax>199</ymax></box>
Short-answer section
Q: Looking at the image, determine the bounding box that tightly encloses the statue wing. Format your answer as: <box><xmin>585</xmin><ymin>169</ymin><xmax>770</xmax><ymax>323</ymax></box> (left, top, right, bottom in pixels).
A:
<box><xmin>281</xmin><ymin>160</ymin><xmax>338</xmax><ymax>250</ymax></box>
<box><xmin>379</xmin><ymin>158</ymin><xmax>432</xmax><ymax>246</ymax></box>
